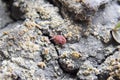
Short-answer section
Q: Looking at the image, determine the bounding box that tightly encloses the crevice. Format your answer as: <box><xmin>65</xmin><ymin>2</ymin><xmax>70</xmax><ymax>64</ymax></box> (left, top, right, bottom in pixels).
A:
<box><xmin>54</xmin><ymin>45</ymin><xmax>79</xmax><ymax>77</ymax></box>
<box><xmin>97</xmin><ymin>71</ymin><xmax>110</xmax><ymax>80</ymax></box>
<box><xmin>40</xmin><ymin>28</ymin><xmax>78</xmax><ymax>77</ymax></box>
<box><xmin>0</xmin><ymin>51</ymin><xmax>11</xmax><ymax>66</ymax></box>
<box><xmin>86</xmin><ymin>56</ymin><xmax>99</xmax><ymax>67</ymax></box>
<box><xmin>113</xmin><ymin>76</ymin><xmax>120</xmax><ymax>80</ymax></box>
<box><xmin>39</xmin><ymin>28</ymin><xmax>65</xmax><ymax>71</ymax></box>
<box><xmin>46</xmin><ymin>0</ymin><xmax>56</xmax><ymax>6</ymax></box>
<box><xmin>98</xmin><ymin>48</ymin><xmax>118</xmax><ymax>65</ymax></box>
<box><xmin>89</xmin><ymin>31</ymin><xmax>119</xmax><ymax>66</ymax></box>
<box><xmin>0</xmin><ymin>21</ymin><xmax>15</xmax><ymax>29</ymax></box>
<box><xmin>46</xmin><ymin>0</ymin><xmax>64</xmax><ymax>19</ymax></box>
<box><xmin>0</xmin><ymin>51</ymin><xmax>9</xmax><ymax>61</ymax></box>
<box><xmin>96</xmin><ymin>30</ymin><xmax>120</xmax><ymax>65</ymax></box>
<box><xmin>117</xmin><ymin>0</ymin><xmax>120</xmax><ymax>5</ymax></box>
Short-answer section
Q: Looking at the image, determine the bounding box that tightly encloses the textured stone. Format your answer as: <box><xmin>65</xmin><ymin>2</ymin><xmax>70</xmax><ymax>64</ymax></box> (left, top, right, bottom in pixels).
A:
<box><xmin>0</xmin><ymin>0</ymin><xmax>120</xmax><ymax>80</ymax></box>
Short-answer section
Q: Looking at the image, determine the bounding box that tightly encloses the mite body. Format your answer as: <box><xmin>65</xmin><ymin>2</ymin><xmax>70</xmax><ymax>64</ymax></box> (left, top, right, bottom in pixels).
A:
<box><xmin>51</xmin><ymin>35</ymin><xmax>66</xmax><ymax>45</ymax></box>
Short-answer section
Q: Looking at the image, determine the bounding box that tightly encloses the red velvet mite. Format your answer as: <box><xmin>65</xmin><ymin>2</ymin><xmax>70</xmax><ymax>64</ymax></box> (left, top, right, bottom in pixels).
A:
<box><xmin>51</xmin><ymin>35</ymin><xmax>66</xmax><ymax>45</ymax></box>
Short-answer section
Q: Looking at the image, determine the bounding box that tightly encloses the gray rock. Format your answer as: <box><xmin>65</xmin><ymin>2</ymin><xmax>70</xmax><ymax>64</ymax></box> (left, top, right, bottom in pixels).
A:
<box><xmin>0</xmin><ymin>0</ymin><xmax>120</xmax><ymax>80</ymax></box>
<box><xmin>50</xmin><ymin>0</ymin><xmax>112</xmax><ymax>23</ymax></box>
<box><xmin>0</xmin><ymin>0</ymin><xmax>12</xmax><ymax>29</ymax></box>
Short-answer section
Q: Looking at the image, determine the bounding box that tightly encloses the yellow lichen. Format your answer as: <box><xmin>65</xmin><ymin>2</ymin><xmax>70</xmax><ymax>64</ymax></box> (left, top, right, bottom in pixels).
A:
<box><xmin>107</xmin><ymin>76</ymin><xmax>114</xmax><ymax>80</ymax></box>
<box><xmin>37</xmin><ymin>62</ymin><xmax>46</xmax><ymax>69</ymax></box>
<box><xmin>65</xmin><ymin>32</ymin><xmax>73</xmax><ymax>38</ymax></box>
<box><xmin>8</xmin><ymin>41</ymin><xmax>13</xmax><ymax>46</ymax></box>
<box><xmin>3</xmin><ymin>31</ymin><xmax>9</xmax><ymax>35</ymax></box>
<box><xmin>36</xmin><ymin>7</ymin><xmax>50</xmax><ymax>19</ymax></box>
<box><xmin>105</xmin><ymin>58</ymin><xmax>120</xmax><ymax>79</ymax></box>
<box><xmin>42</xmin><ymin>48</ymin><xmax>49</xmax><ymax>55</ymax></box>
<box><xmin>7</xmin><ymin>67</ymin><xmax>13</xmax><ymax>73</ymax></box>
<box><xmin>53</xmin><ymin>73</ymin><xmax>58</xmax><ymax>78</ymax></box>
<box><xmin>37</xmin><ymin>30</ymin><xmax>42</xmax><ymax>35</ymax></box>
<box><xmin>60</xmin><ymin>52</ymin><xmax>68</xmax><ymax>58</ymax></box>
<box><xmin>24</xmin><ymin>20</ymin><xmax>41</xmax><ymax>29</ymax></box>
<box><xmin>41</xmin><ymin>36</ymin><xmax>50</xmax><ymax>43</ymax></box>
<box><xmin>83</xmin><ymin>70</ymin><xmax>90</xmax><ymax>76</ymax></box>
<box><xmin>30</xmin><ymin>36</ymin><xmax>36</xmax><ymax>41</ymax></box>
<box><xmin>18</xmin><ymin>29</ymin><xmax>28</xmax><ymax>36</ymax></box>
<box><xmin>71</xmin><ymin>51</ymin><xmax>82</xmax><ymax>59</ymax></box>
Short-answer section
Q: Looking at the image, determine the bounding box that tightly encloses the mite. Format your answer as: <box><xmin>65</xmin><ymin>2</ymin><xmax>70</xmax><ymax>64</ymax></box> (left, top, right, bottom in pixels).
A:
<box><xmin>51</xmin><ymin>35</ymin><xmax>66</xmax><ymax>45</ymax></box>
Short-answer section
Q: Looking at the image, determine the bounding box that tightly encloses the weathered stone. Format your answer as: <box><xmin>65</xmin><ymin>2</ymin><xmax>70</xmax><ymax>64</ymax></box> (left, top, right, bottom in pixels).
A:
<box><xmin>50</xmin><ymin>0</ymin><xmax>111</xmax><ymax>23</ymax></box>
<box><xmin>0</xmin><ymin>0</ymin><xmax>120</xmax><ymax>80</ymax></box>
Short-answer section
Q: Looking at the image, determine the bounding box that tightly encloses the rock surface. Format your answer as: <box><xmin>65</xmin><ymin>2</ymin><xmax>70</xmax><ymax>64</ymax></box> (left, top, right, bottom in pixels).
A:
<box><xmin>0</xmin><ymin>0</ymin><xmax>12</xmax><ymax>29</ymax></box>
<box><xmin>0</xmin><ymin>0</ymin><xmax>120</xmax><ymax>80</ymax></box>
